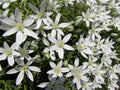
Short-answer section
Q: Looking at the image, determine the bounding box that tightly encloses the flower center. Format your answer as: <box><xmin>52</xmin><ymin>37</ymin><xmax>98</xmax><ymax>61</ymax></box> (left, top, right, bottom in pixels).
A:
<box><xmin>38</xmin><ymin>12</ymin><xmax>43</xmax><ymax>18</ymax></box>
<box><xmin>4</xmin><ymin>49</ymin><xmax>12</xmax><ymax>55</ymax></box>
<box><xmin>78</xmin><ymin>44</ymin><xmax>84</xmax><ymax>50</ymax></box>
<box><xmin>22</xmin><ymin>65</ymin><xmax>28</xmax><ymax>71</ymax></box>
<box><xmin>76</xmin><ymin>73</ymin><xmax>82</xmax><ymax>80</ymax></box>
<box><xmin>57</xmin><ymin>41</ymin><xmax>64</xmax><ymax>47</ymax></box>
<box><xmin>17</xmin><ymin>24</ymin><xmax>22</xmax><ymax>30</ymax></box>
<box><xmin>52</xmin><ymin>23</ymin><xmax>58</xmax><ymax>29</ymax></box>
<box><xmin>20</xmin><ymin>49</ymin><xmax>27</xmax><ymax>56</ymax></box>
<box><xmin>54</xmin><ymin>67</ymin><xmax>61</xmax><ymax>74</ymax></box>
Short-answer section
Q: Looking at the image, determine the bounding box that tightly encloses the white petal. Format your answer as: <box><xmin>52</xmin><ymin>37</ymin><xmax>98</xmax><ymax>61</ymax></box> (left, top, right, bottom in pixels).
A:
<box><xmin>7</xmin><ymin>69</ymin><xmax>19</xmax><ymax>74</ymax></box>
<box><xmin>57</xmin><ymin>60</ymin><xmax>63</xmax><ymax>67</ymax></box>
<box><xmin>3</xmin><ymin>41</ymin><xmax>9</xmax><ymax>49</ymax></box>
<box><xmin>61</xmin><ymin>68</ymin><xmax>70</xmax><ymax>72</ymax></box>
<box><xmin>28</xmin><ymin>66</ymin><xmax>41</xmax><ymax>72</ymax></box>
<box><xmin>63</xmin><ymin>33</ymin><xmax>71</xmax><ymax>43</ymax></box>
<box><xmin>58</xmin><ymin>23</ymin><xmax>70</xmax><ymax>28</ymax></box>
<box><xmin>44</xmin><ymin>26</ymin><xmax>53</xmax><ymax>30</ymax></box>
<box><xmin>51</xmin><ymin>29</ymin><xmax>56</xmax><ymax>37</ymax></box>
<box><xmin>38</xmin><ymin>82</ymin><xmax>49</xmax><ymax>88</ymax></box>
<box><xmin>16</xmin><ymin>31</ymin><xmax>23</xmax><ymax>45</ymax></box>
<box><xmin>15</xmin><ymin>59</ymin><xmax>25</xmax><ymax>66</ymax></box>
<box><xmin>26</xmin><ymin>70</ymin><xmax>33</xmax><ymax>81</ymax></box>
<box><xmin>42</xmin><ymin>38</ymin><xmax>50</xmax><ymax>46</ymax></box>
<box><xmin>47</xmin><ymin>70</ymin><xmax>54</xmax><ymax>74</ymax></box>
<box><xmin>15</xmin><ymin>8</ymin><xmax>22</xmax><ymax>23</ymax></box>
<box><xmin>29</xmin><ymin>3</ymin><xmax>39</xmax><ymax>13</ymax></box>
<box><xmin>23</xmin><ymin>19</ymin><xmax>34</xmax><ymax>26</ymax></box>
<box><xmin>49</xmin><ymin>61</ymin><xmax>56</xmax><ymax>68</ymax></box>
<box><xmin>0</xmin><ymin>48</ymin><xmax>4</xmax><ymax>53</ymax></box>
<box><xmin>75</xmin><ymin>58</ymin><xmax>79</xmax><ymax>67</ymax></box>
<box><xmin>47</xmin><ymin>17</ymin><xmax>53</xmax><ymax>24</ymax></box>
<box><xmin>3</xmin><ymin>28</ymin><xmax>17</xmax><ymax>36</ymax></box>
<box><xmin>0</xmin><ymin>54</ymin><xmax>7</xmax><ymax>61</ymax></box>
<box><xmin>35</xmin><ymin>19</ymin><xmax>42</xmax><ymax>29</ymax></box>
<box><xmin>50</xmin><ymin>51</ymin><xmax>56</xmax><ymax>60</ymax></box>
<box><xmin>63</xmin><ymin>44</ymin><xmax>74</xmax><ymax>50</ymax></box>
<box><xmin>66</xmin><ymin>72</ymin><xmax>72</xmax><ymax>77</ymax></box>
<box><xmin>23</xmin><ymin>28</ymin><xmax>38</xmax><ymax>39</ymax></box>
<box><xmin>57</xmin><ymin>48</ymin><xmax>64</xmax><ymax>59</ymax></box>
<box><xmin>48</xmin><ymin>35</ymin><xmax>57</xmax><ymax>43</ymax></box>
<box><xmin>83</xmin><ymin>48</ymin><xmax>93</xmax><ymax>55</ymax></box>
<box><xmin>8</xmin><ymin>55</ymin><xmax>14</xmax><ymax>66</ymax></box>
<box><xmin>55</xmin><ymin>13</ymin><xmax>61</xmax><ymax>24</ymax></box>
<box><xmin>0</xmin><ymin>18</ymin><xmax>16</xmax><ymax>26</ymax></box>
<box><xmin>16</xmin><ymin>71</ymin><xmax>24</xmax><ymax>85</ymax></box>
<box><xmin>3</xmin><ymin>3</ymin><xmax>10</xmax><ymax>9</ymax></box>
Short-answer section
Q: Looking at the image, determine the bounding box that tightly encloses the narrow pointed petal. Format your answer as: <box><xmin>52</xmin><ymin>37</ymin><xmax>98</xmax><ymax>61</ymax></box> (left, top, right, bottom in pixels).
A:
<box><xmin>8</xmin><ymin>55</ymin><xmax>14</xmax><ymax>66</ymax></box>
<box><xmin>28</xmin><ymin>66</ymin><xmax>41</xmax><ymax>72</ymax></box>
<box><xmin>0</xmin><ymin>48</ymin><xmax>4</xmax><ymax>53</ymax></box>
<box><xmin>16</xmin><ymin>71</ymin><xmax>24</xmax><ymax>85</ymax></box>
<box><xmin>58</xmin><ymin>23</ymin><xmax>70</xmax><ymax>28</ymax></box>
<box><xmin>29</xmin><ymin>3</ymin><xmax>39</xmax><ymax>13</ymax></box>
<box><xmin>0</xmin><ymin>18</ymin><xmax>16</xmax><ymax>26</ymax></box>
<box><xmin>3</xmin><ymin>28</ymin><xmax>17</xmax><ymax>36</ymax></box>
<box><xmin>63</xmin><ymin>34</ymin><xmax>72</xmax><ymax>43</ymax></box>
<box><xmin>35</xmin><ymin>19</ymin><xmax>42</xmax><ymax>29</ymax></box>
<box><xmin>3</xmin><ymin>3</ymin><xmax>10</xmax><ymax>9</ymax></box>
<box><xmin>49</xmin><ymin>61</ymin><xmax>56</xmax><ymax>68</ymax></box>
<box><xmin>48</xmin><ymin>35</ymin><xmax>57</xmax><ymax>43</ymax></box>
<box><xmin>61</xmin><ymin>68</ymin><xmax>70</xmax><ymax>72</ymax></box>
<box><xmin>15</xmin><ymin>8</ymin><xmax>22</xmax><ymax>23</ymax></box>
<box><xmin>23</xmin><ymin>19</ymin><xmax>34</xmax><ymax>26</ymax></box>
<box><xmin>3</xmin><ymin>41</ymin><xmax>9</xmax><ymax>49</ymax></box>
<box><xmin>63</xmin><ymin>44</ymin><xmax>74</xmax><ymax>50</ymax></box>
<box><xmin>23</xmin><ymin>28</ymin><xmax>38</xmax><ymax>39</ymax></box>
<box><xmin>26</xmin><ymin>70</ymin><xmax>33</xmax><ymax>81</ymax></box>
<box><xmin>57</xmin><ymin>48</ymin><xmax>64</xmax><ymax>59</ymax></box>
<box><xmin>57</xmin><ymin>61</ymin><xmax>63</xmax><ymax>67</ymax></box>
<box><xmin>55</xmin><ymin>13</ymin><xmax>61</xmax><ymax>24</ymax></box>
<box><xmin>38</xmin><ymin>82</ymin><xmax>49</xmax><ymax>88</ymax></box>
<box><xmin>75</xmin><ymin>58</ymin><xmax>79</xmax><ymax>67</ymax></box>
<box><xmin>7</xmin><ymin>69</ymin><xmax>19</xmax><ymax>74</ymax></box>
<box><xmin>16</xmin><ymin>31</ymin><xmax>23</xmax><ymax>45</ymax></box>
<box><xmin>0</xmin><ymin>54</ymin><xmax>7</xmax><ymax>61</ymax></box>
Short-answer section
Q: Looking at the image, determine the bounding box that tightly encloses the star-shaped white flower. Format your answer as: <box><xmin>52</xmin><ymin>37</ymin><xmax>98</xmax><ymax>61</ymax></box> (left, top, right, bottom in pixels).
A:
<box><xmin>7</xmin><ymin>59</ymin><xmax>41</xmax><ymax>85</ymax></box>
<box><xmin>44</xmin><ymin>13</ymin><xmax>71</xmax><ymax>37</ymax></box>
<box><xmin>47</xmin><ymin>61</ymin><xmax>69</xmax><ymax>80</ymax></box>
<box><xmin>0</xmin><ymin>8</ymin><xmax>38</xmax><ymax>45</ymax></box>
<box><xmin>48</xmin><ymin>33</ymin><xmax>74</xmax><ymax>59</ymax></box>
<box><xmin>0</xmin><ymin>42</ymin><xmax>20</xmax><ymax>66</ymax></box>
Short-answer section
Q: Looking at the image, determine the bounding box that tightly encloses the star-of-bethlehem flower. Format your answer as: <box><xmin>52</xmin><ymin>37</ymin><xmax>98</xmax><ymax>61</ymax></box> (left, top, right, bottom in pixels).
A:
<box><xmin>29</xmin><ymin>2</ymin><xmax>52</xmax><ymax>29</ymax></box>
<box><xmin>0</xmin><ymin>8</ymin><xmax>38</xmax><ymax>45</ymax></box>
<box><xmin>0</xmin><ymin>42</ymin><xmax>20</xmax><ymax>66</ymax></box>
<box><xmin>18</xmin><ymin>41</ymin><xmax>34</xmax><ymax>61</ymax></box>
<box><xmin>48</xmin><ymin>33</ymin><xmax>74</xmax><ymax>59</ymax></box>
<box><xmin>7</xmin><ymin>59</ymin><xmax>41</xmax><ymax>85</ymax></box>
<box><xmin>66</xmin><ymin>58</ymin><xmax>88</xmax><ymax>90</ymax></box>
<box><xmin>0</xmin><ymin>0</ymin><xmax>17</xmax><ymax>9</ymax></box>
<box><xmin>47</xmin><ymin>61</ymin><xmax>70</xmax><ymax>81</ymax></box>
<box><xmin>44</xmin><ymin>13</ymin><xmax>71</xmax><ymax>37</ymax></box>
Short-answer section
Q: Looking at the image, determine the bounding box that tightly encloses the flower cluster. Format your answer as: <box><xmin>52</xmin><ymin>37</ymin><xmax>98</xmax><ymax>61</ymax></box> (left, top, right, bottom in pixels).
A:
<box><xmin>0</xmin><ymin>0</ymin><xmax>120</xmax><ymax>90</ymax></box>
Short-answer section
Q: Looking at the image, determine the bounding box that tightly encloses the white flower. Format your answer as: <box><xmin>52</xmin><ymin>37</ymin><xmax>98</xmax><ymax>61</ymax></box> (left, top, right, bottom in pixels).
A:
<box><xmin>7</xmin><ymin>59</ymin><xmax>41</xmax><ymax>85</ymax></box>
<box><xmin>48</xmin><ymin>33</ymin><xmax>74</xmax><ymax>59</ymax></box>
<box><xmin>63</xmin><ymin>0</ymin><xmax>75</xmax><ymax>6</ymax></box>
<box><xmin>42</xmin><ymin>37</ymin><xmax>56</xmax><ymax>60</ymax></box>
<box><xmin>47</xmin><ymin>0</ymin><xmax>61</xmax><ymax>13</ymax></box>
<box><xmin>44</xmin><ymin>13</ymin><xmax>71</xmax><ymax>37</ymax></box>
<box><xmin>18</xmin><ymin>41</ymin><xmax>34</xmax><ymax>60</ymax></box>
<box><xmin>38</xmin><ymin>78</ymin><xmax>66</xmax><ymax>90</ymax></box>
<box><xmin>47</xmin><ymin>61</ymin><xmax>70</xmax><ymax>80</ymax></box>
<box><xmin>108</xmin><ymin>80</ymin><xmax>119</xmax><ymax>90</ymax></box>
<box><xmin>66</xmin><ymin>58</ymin><xmax>88</xmax><ymax>90</ymax></box>
<box><xmin>92</xmin><ymin>65</ymin><xmax>106</xmax><ymax>84</ymax></box>
<box><xmin>88</xmin><ymin>23</ymin><xmax>102</xmax><ymax>41</ymax></box>
<box><xmin>0</xmin><ymin>42</ymin><xmax>20</xmax><ymax>66</ymax></box>
<box><xmin>76</xmin><ymin>35</ymin><xmax>96</xmax><ymax>59</ymax></box>
<box><xmin>29</xmin><ymin>2</ymin><xmax>52</xmax><ymax>29</ymax></box>
<box><xmin>0</xmin><ymin>8</ymin><xmax>38</xmax><ymax>45</ymax></box>
<box><xmin>82</xmin><ymin>8</ymin><xmax>94</xmax><ymax>27</ymax></box>
<box><xmin>0</xmin><ymin>0</ymin><xmax>17</xmax><ymax>9</ymax></box>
